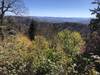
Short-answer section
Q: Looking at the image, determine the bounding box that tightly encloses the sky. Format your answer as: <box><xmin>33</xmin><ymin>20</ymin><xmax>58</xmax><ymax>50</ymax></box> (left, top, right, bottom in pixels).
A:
<box><xmin>24</xmin><ymin>0</ymin><xmax>94</xmax><ymax>18</ymax></box>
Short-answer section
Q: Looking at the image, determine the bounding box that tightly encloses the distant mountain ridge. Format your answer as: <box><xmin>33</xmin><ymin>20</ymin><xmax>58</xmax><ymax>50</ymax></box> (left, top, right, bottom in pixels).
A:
<box><xmin>4</xmin><ymin>16</ymin><xmax>90</xmax><ymax>37</ymax></box>
<box><xmin>32</xmin><ymin>16</ymin><xmax>91</xmax><ymax>24</ymax></box>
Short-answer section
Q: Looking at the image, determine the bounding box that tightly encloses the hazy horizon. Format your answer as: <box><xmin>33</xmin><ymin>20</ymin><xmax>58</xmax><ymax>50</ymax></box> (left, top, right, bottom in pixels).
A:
<box><xmin>24</xmin><ymin>0</ymin><xmax>94</xmax><ymax>18</ymax></box>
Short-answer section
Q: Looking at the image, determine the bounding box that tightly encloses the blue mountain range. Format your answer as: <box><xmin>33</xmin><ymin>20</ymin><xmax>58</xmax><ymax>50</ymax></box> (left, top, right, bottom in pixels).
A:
<box><xmin>32</xmin><ymin>16</ymin><xmax>91</xmax><ymax>24</ymax></box>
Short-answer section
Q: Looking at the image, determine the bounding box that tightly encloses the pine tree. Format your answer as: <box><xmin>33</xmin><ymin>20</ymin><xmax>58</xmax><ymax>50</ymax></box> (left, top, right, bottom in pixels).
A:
<box><xmin>28</xmin><ymin>20</ymin><xmax>37</xmax><ymax>40</ymax></box>
<box><xmin>86</xmin><ymin>0</ymin><xmax>100</xmax><ymax>73</ymax></box>
<box><xmin>75</xmin><ymin>1</ymin><xmax>100</xmax><ymax>74</ymax></box>
<box><xmin>89</xmin><ymin>0</ymin><xmax>100</xmax><ymax>33</ymax></box>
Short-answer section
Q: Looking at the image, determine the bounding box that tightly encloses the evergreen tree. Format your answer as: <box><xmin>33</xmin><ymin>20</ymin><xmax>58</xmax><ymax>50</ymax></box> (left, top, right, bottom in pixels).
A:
<box><xmin>75</xmin><ymin>0</ymin><xmax>100</xmax><ymax>74</ymax></box>
<box><xmin>28</xmin><ymin>20</ymin><xmax>37</xmax><ymax>40</ymax></box>
<box><xmin>89</xmin><ymin>0</ymin><xmax>100</xmax><ymax>33</ymax></box>
<box><xmin>85</xmin><ymin>0</ymin><xmax>100</xmax><ymax>73</ymax></box>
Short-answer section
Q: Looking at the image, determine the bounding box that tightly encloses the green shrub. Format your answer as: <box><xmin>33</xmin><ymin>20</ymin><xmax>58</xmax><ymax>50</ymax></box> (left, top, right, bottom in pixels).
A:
<box><xmin>58</xmin><ymin>30</ymin><xmax>85</xmax><ymax>55</ymax></box>
<box><xmin>31</xmin><ymin>36</ymin><xmax>68</xmax><ymax>75</ymax></box>
<box><xmin>0</xmin><ymin>35</ymin><xmax>34</xmax><ymax>75</ymax></box>
<box><xmin>0</xmin><ymin>31</ymin><xmax>85</xmax><ymax>75</ymax></box>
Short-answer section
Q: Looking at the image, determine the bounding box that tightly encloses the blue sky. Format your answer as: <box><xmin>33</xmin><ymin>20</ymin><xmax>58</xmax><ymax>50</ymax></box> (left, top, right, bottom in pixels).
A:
<box><xmin>24</xmin><ymin>0</ymin><xmax>94</xmax><ymax>17</ymax></box>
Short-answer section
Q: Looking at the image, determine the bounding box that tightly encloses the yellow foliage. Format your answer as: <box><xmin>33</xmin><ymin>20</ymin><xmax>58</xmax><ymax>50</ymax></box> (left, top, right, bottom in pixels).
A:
<box><xmin>16</xmin><ymin>33</ymin><xmax>33</xmax><ymax>48</ymax></box>
<box><xmin>0</xmin><ymin>34</ymin><xmax>33</xmax><ymax>65</ymax></box>
<box><xmin>33</xmin><ymin>36</ymin><xmax>49</xmax><ymax>49</ymax></box>
<box><xmin>58</xmin><ymin>30</ymin><xmax>85</xmax><ymax>54</ymax></box>
<box><xmin>0</xmin><ymin>32</ymin><xmax>83</xmax><ymax>75</ymax></box>
<box><xmin>89</xmin><ymin>68</ymin><xmax>97</xmax><ymax>75</ymax></box>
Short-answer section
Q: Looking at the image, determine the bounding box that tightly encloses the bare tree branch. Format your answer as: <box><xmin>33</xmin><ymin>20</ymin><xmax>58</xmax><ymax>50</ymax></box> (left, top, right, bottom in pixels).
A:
<box><xmin>0</xmin><ymin>0</ymin><xmax>26</xmax><ymax>25</ymax></box>
<box><xmin>0</xmin><ymin>0</ymin><xmax>27</xmax><ymax>40</ymax></box>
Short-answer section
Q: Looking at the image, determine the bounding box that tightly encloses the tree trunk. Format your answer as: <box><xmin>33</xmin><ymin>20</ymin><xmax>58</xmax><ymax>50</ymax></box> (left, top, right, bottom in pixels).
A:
<box><xmin>0</xmin><ymin>0</ymin><xmax>5</xmax><ymax>40</ymax></box>
<box><xmin>0</xmin><ymin>14</ymin><xmax>4</xmax><ymax>25</ymax></box>
<box><xmin>0</xmin><ymin>14</ymin><xmax>4</xmax><ymax>40</ymax></box>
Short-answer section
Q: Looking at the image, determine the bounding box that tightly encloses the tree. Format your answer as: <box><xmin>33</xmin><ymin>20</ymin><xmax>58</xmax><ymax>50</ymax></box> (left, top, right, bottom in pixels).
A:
<box><xmin>75</xmin><ymin>0</ymin><xmax>100</xmax><ymax>74</ymax></box>
<box><xmin>0</xmin><ymin>0</ymin><xmax>26</xmax><ymax>40</ymax></box>
<box><xmin>28</xmin><ymin>20</ymin><xmax>37</xmax><ymax>40</ymax></box>
<box><xmin>89</xmin><ymin>0</ymin><xmax>100</xmax><ymax>33</ymax></box>
<box><xmin>0</xmin><ymin>0</ymin><xmax>26</xmax><ymax>25</ymax></box>
<box><xmin>89</xmin><ymin>1</ymin><xmax>100</xmax><ymax>72</ymax></box>
<box><xmin>58</xmin><ymin>30</ymin><xmax>85</xmax><ymax>56</ymax></box>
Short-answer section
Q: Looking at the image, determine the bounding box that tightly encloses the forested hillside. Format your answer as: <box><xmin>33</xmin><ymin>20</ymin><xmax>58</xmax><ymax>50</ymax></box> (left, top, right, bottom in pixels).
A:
<box><xmin>3</xmin><ymin>16</ymin><xmax>90</xmax><ymax>38</ymax></box>
<box><xmin>0</xmin><ymin>0</ymin><xmax>100</xmax><ymax>75</ymax></box>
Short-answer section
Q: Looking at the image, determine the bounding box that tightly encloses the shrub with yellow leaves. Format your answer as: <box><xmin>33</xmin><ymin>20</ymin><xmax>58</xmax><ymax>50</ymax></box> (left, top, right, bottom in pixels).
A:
<box><xmin>16</xmin><ymin>33</ymin><xmax>33</xmax><ymax>48</ymax></box>
<box><xmin>0</xmin><ymin>34</ymin><xmax>33</xmax><ymax>75</ymax></box>
<box><xmin>0</xmin><ymin>31</ymin><xmax>85</xmax><ymax>75</ymax></box>
<box><xmin>58</xmin><ymin>30</ymin><xmax>85</xmax><ymax>55</ymax></box>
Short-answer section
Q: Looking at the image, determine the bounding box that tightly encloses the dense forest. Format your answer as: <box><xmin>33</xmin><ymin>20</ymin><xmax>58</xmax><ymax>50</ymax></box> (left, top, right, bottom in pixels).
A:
<box><xmin>0</xmin><ymin>0</ymin><xmax>100</xmax><ymax>75</ymax></box>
